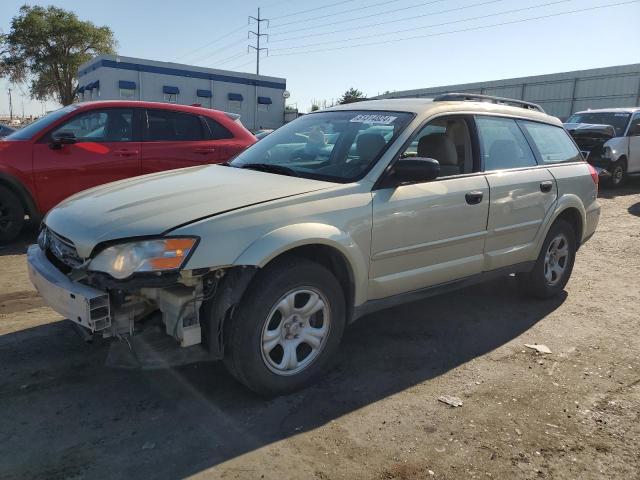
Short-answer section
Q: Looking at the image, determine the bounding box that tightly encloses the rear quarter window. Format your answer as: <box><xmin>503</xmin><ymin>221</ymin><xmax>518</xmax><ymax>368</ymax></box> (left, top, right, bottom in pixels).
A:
<box><xmin>519</xmin><ymin>121</ymin><xmax>581</xmax><ymax>164</ymax></box>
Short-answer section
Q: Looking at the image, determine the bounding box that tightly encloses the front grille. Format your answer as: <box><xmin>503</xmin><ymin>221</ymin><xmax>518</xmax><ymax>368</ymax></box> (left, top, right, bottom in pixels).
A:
<box><xmin>42</xmin><ymin>227</ymin><xmax>85</xmax><ymax>270</ymax></box>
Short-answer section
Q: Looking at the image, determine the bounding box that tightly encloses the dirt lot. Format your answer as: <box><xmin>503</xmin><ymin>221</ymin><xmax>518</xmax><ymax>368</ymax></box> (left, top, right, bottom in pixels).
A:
<box><xmin>1</xmin><ymin>180</ymin><xmax>639</xmax><ymax>480</ymax></box>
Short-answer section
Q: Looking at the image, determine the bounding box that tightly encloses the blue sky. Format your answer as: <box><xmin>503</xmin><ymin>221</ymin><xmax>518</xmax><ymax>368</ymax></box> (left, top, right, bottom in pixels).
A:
<box><xmin>1</xmin><ymin>0</ymin><xmax>639</xmax><ymax>116</ymax></box>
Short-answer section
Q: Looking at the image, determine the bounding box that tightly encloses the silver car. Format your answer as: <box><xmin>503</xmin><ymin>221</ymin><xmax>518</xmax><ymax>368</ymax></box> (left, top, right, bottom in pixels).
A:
<box><xmin>27</xmin><ymin>94</ymin><xmax>601</xmax><ymax>395</ymax></box>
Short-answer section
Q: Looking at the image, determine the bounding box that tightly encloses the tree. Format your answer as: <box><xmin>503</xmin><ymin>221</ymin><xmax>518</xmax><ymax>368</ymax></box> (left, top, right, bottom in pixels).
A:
<box><xmin>0</xmin><ymin>5</ymin><xmax>116</xmax><ymax>105</ymax></box>
<box><xmin>338</xmin><ymin>87</ymin><xmax>366</xmax><ymax>105</ymax></box>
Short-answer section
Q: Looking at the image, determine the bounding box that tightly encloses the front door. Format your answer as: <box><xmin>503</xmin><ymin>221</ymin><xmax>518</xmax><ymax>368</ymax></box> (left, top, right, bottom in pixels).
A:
<box><xmin>33</xmin><ymin>108</ymin><xmax>141</xmax><ymax>212</ymax></box>
<box><xmin>475</xmin><ymin>115</ymin><xmax>557</xmax><ymax>270</ymax></box>
<box><xmin>141</xmin><ymin>109</ymin><xmax>223</xmax><ymax>174</ymax></box>
<box><xmin>370</xmin><ymin>115</ymin><xmax>489</xmax><ymax>300</ymax></box>
<box><xmin>626</xmin><ymin>113</ymin><xmax>640</xmax><ymax>173</ymax></box>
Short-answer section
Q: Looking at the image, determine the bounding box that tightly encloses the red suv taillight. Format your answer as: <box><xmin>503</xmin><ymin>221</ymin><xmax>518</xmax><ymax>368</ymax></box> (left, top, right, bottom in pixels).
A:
<box><xmin>587</xmin><ymin>164</ymin><xmax>599</xmax><ymax>190</ymax></box>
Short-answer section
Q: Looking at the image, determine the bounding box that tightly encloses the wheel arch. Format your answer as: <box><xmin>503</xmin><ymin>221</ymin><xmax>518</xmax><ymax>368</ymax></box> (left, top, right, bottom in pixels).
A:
<box><xmin>234</xmin><ymin>223</ymin><xmax>368</xmax><ymax>314</ymax></box>
<box><xmin>546</xmin><ymin>195</ymin><xmax>586</xmax><ymax>250</ymax></box>
<box><xmin>0</xmin><ymin>172</ymin><xmax>40</xmax><ymax>221</ymax></box>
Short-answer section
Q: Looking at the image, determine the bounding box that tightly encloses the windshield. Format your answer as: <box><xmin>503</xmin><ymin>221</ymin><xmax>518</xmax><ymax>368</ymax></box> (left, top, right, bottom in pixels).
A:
<box><xmin>230</xmin><ymin>110</ymin><xmax>414</xmax><ymax>182</ymax></box>
<box><xmin>566</xmin><ymin>112</ymin><xmax>631</xmax><ymax>137</ymax></box>
<box><xmin>4</xmin><ymin>105</ymin><xmax>78</xmax><ymax>141</ymax></box>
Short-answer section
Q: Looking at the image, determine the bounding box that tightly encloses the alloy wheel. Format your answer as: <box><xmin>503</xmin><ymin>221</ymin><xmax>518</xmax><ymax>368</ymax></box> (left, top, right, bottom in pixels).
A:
<box><xmin>260</xmin><ymin>287</ymin><xmax>331</xmax><ymax>376</ymax></box>
<box><xmin>544</xmin><ymin>233</ymin><xmax>569</xmax><ymax>286</ymax></box>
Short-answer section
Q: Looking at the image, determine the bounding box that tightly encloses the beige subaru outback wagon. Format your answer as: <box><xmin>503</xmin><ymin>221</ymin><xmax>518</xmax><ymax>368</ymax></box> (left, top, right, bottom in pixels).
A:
<box><xmin>28</xmin><ymin>94</ymin><xmax>600</xmax><ymax>395</ymax></box>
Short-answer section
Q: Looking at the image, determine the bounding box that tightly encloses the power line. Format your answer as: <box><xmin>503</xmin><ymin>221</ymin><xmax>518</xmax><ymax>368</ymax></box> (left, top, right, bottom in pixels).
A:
<box><xmin>269</xmin><ymin>0</ymin><xmax>358</xmax><ymax>21</ymax></box>
<box><xmin>270</xmin><ymin>0</ymin><xmax>570</xmax><ymax>51</ymax></box>
<box><xmin>268</xmin><ymin>0</ymin><xmax>640</xmax><ymax>57</ymax></box>
<box><xmin>226</xmin><ymin>58</ymin><xmax>255</xmax><ymax>71</ymax></box>
<box><xmin>268</xmin><ymin>0</ymin><xmax>415</xmax><ymax>29</ymax></box>
<box><xmin>269</xmin><ymin>0</ymin><xmax>505</xmax><ymax>43</ymax></box>
<box><xmin>248</xmin><ymin>8</ymin><xmax>269</xmax><ymax>76</ymax></box>
<box><xmin>173</xmin><ymin>24</ymin><xmax>247</xmax><ymax>62</ymax></box>
<box><xmin>207</xmin><ymin>51</ymin><xmax>247</xmax><ymax>69</ymax></box>
<box><xmin>188</xmin><ymin>37</ymin><xmax>248</xmax><ymax>64</ymax></box>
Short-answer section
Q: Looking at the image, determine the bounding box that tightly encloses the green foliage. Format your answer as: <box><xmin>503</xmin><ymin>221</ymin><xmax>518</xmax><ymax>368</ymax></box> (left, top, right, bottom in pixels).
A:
<box><xmin>338</xmin><ymin>87</ymin><xmax>366</xmax><ymax>105</ymax></box>
<box><xmin>0</xmin><ymin>5</ymin><xmax>116</xmax><ymax>105</ymax></box>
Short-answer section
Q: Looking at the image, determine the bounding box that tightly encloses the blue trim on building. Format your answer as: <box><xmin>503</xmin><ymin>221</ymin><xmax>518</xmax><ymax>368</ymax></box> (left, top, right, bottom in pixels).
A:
<box><xmin>119</xmin><ymin>80</ymin><xmax>136</xmax><ymax>89</ymax></box>
<box><xmin>163</xmin><ymin>85</ymin><xmax>179</xmax><ymax>94</ymax></box>
<box><xmin>257</xmin><ymin>96</ymin><xmax>272</xmax><ymax>104</ymax></box>
<box><xmin>79</xmin><ymin>59</ymin><xmax>286</xmax><ymax>90</ymax></box>
<box><xmin>228</xmin><ymin>93</ymin><xmax>243</xmax><ymax>101</ymax></box>
<box><xmin>196</xmin><ymin>89</ymin><xmax>212</xmax><ymax>98</ymax></box>
<box><xmin>77</xmin><ymin>85</ymin><xmax>85</xmax><ymax>93</ymax></box>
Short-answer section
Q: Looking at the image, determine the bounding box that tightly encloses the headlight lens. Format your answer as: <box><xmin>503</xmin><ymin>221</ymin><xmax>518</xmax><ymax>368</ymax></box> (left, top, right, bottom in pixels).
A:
<box><xmin>89</xmin><ymin>238</ymin><xmax>197</xmax><ymax>279</ymax></box>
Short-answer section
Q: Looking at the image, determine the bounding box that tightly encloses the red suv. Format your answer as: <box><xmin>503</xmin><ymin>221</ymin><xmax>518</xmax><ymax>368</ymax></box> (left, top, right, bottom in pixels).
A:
<box><xmin>0</xmin><ymin>101</ymin><xmax>256</xmax><ymax>242</ymax></box>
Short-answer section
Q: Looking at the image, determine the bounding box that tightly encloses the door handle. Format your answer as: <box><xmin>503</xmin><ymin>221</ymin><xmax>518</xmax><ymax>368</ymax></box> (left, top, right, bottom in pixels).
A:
<box><xmin>540</xmin><ymin>181</ymin><xmax>553</xmax><ymax>193</ymax></box>
<box><xmin>114</xmin><ymin>149</ymin><xmax>139</xmax><ymax>157</ymax></box>
<box><xmin>194</xmin><ymin>147</ymin><xmax>216</xmax><ymax>154</ymax></box>
<box><xmin>465</xmin><ymin>191</ymin><xmax>484</xmax><ymax>205</ymax></box>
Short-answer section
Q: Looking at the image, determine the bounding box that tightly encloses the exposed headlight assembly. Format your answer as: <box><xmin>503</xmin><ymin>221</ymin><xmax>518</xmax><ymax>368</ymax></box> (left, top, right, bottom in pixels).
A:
<box><xmin>89</xmin><ymin>238</ymin><xmax>197</xmax><ymax>280</ymax></box>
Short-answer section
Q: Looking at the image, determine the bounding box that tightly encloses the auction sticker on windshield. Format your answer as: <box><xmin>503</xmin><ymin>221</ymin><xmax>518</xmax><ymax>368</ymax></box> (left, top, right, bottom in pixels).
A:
<box><xmin>350</xmin><ymin>114</ymin><xmax>397</xmax><ymax>125</ymax></box>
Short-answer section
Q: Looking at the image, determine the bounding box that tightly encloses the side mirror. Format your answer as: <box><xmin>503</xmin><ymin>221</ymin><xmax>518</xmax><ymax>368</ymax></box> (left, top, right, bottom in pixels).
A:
<box><xmin>50</xmin><ymin>131</ymin><xmax>77</xmax><ymax>149</ymax></box>
<box><xmin>391</xmin><ymin>157</ymin><xmax>440</xmax><ymax>185</ymax></box>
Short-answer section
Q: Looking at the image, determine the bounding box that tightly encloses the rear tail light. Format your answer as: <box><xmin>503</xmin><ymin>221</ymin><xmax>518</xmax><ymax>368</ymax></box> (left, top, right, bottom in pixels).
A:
<box><xmin>587</xmin><ymin>164</ymin><xmax>599</xmax><ymax>190</ymax></box>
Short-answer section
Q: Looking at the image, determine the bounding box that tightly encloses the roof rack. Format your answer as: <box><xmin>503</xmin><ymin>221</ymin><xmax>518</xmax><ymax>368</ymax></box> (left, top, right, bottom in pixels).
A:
<box><xmin>433</xmin><ymin>93</ymin><xmax>545</xmax><ymax>113</ymax></box>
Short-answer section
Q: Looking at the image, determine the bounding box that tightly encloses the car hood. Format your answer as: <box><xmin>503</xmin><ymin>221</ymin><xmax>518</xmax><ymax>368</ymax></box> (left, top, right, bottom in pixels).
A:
<box><xmin>45</xmin><ymin>165</ymin><xmax>334</xmax><ymax>258</ymax></box>
<box><xmin>564</xmin><ymin>123</ymin><xmax>616</xmax><ymax>139</ymax></box>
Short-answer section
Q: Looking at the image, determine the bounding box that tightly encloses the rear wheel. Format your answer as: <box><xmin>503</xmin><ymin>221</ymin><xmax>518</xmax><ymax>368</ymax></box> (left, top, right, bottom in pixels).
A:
<box><xmin>518</xmin><ymin>219</ymin><xmax>576</xmax><ymax>299</ymax></box>
<box><xmin>223</xmin><ymin>256</ymin><xmax>346</xmax><ymax>396</ymax></box>
<box><xmin>0</xmin><ymin>186</ymin><xmax>24</xmax><ymax>244</ymax></box>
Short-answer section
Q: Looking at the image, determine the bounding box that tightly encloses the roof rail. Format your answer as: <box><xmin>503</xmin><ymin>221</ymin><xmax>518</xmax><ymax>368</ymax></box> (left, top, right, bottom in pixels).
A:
<box><xmin>433</xmin><ymin>93</ymin><xmax>545</xmax><ymax>113</ymax></box>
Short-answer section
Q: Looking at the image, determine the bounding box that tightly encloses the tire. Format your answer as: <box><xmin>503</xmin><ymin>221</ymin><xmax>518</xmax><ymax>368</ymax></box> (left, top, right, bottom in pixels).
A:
<box><xmin>607</xmin><ymin>159</ymin><xmax>626</xmax><ymax>188</ymax></box>
<box><xmin>223</xmin><ymin>256</ymin><xmax>346</xmax><ymax>396</ymax></box>
<box><xmin>0</xmin><ymin>186</ymin><xmax>25</xmax><ymax>244</ymax></box>
<box><xmin>517</xmin><ymin>219</ymin><xmax>576</xmax><ymax>299</ymax></box>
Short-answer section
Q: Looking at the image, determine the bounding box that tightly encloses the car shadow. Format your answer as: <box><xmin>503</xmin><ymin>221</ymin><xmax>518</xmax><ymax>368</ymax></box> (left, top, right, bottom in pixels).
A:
<box><xmin>0</xmin><ymin>222</ymin><xmax>38</xmax><ymax>256</ymax></box>
<box><xmin>598</xmin><ymin>176</ymin><xmax>640</xmax><ymax>199</ymax></box>
<box><xmin>628</xmin><ymin>201</ymin><xmax>640</xmax><ymax>217</ymax></box>
<box><xmin>0</xmin><ymin>276</ymin><xmax>565</xmax><ymax>479</ymax></box>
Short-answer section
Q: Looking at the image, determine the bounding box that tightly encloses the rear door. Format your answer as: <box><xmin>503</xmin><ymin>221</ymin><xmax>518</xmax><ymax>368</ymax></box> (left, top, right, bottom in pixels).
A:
<box><xmin>141</xmin><ymin>109</ymin><xmax>224</xmax><ymax>174</ymax></box>
<box><xmin>476</xmin><ymin>115</ymin><xmax>557</xmax><ymax>271</ymax></box>
<box><xmin>33</xmin><ymin>107</ymin><xmax>141</xmax><ymax>212</ymax></box>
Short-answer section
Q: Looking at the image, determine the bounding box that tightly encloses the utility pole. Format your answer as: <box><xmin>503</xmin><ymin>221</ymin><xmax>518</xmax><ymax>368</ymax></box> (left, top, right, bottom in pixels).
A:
<box><xmin>249</xmin><ymin>8</ymin><xmax>268</xmax><ymax>130</ymax></box>
<box><xmin>8</xmin><ymin>87</ymin><xmax>13</xmax><ymax>121</ymax></box>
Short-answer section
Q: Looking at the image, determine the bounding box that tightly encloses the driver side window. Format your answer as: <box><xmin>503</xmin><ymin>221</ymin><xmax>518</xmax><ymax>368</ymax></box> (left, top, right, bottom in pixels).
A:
<box><xmin>50</xmin><ymin>109</ymin><xmax>134</xmax><ymax>143</ymax></box>
<box><xmin>399</xmin><ymin>116</ymin><xmax>474</xmax><ymax>178</ymax></box>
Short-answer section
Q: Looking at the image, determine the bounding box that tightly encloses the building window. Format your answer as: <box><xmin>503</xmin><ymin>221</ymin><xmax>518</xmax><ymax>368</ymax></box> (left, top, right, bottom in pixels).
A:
<box><xmin>228</xmin><ymin>93</ymin><xmax>243</xmax><ymax>113</ymax></box>
<box><xmin>257</xmin><ymin>96</ymin><xmax>272</xmax><ymax>112</ymax></box>
<box><xmin>119</xmin><ymin>80</ymin><xmax>136</xmax><ymax>100</ymax></box>
<box><xmin>163</xmin><ymin>85</ymin><xmax>179</xmax><ymax>104</ymax></box>
<box><xmin>196</xmin><ymin>89</ymin><xmax>212</xmax><ymax>108</ymax></box>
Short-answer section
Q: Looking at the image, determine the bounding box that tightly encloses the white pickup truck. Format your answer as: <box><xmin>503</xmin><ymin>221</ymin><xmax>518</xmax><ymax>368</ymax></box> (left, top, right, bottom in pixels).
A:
<box><xmin>565</xmin><ymin>108</ymin><xmax>640</xmax><ymax>187</ymax></box>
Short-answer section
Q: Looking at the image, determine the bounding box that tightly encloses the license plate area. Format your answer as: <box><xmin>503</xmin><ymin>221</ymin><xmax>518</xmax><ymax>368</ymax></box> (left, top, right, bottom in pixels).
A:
<box><xmin>27</xmin><ymin>245</ymin><xmax>111</xmax><ymax>332</ymax></box>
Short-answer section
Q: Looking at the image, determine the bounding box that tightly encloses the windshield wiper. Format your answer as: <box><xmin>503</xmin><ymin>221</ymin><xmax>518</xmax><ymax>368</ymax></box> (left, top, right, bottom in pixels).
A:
<box><xmin>239</xmin><ymin>163</ymin><xmax>299</xmax><ymax>177</ymax></box>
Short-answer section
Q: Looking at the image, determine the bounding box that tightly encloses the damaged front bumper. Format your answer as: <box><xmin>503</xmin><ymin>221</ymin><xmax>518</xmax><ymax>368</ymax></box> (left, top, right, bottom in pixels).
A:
<box><xmin>27</xmin><ymin>245</ymin><xmax>111</xmax><ymax>332</ymax></box>
<box><xmin>27</xmin><ymin>244</ymin><xmax>205</xmax><ymax>347</ymax></box>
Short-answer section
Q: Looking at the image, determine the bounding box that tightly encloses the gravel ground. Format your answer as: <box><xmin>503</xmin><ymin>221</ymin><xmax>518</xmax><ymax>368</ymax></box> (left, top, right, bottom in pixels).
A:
<box><xmin>0</xmin><ymin>180</ymin><xmax>639</xmax><ymax>480</ymax></box>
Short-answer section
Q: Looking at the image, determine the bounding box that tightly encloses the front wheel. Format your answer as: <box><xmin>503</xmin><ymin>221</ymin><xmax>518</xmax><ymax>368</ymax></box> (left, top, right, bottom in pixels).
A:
<box><xmin>0</xmin><ymin>186</ymin><xmax>25</xmax><ymax>244</ymax></box>
<box><xmin>607</xmin><ymin>160</ymin><xmax>626</xmax><ymax>188</ymax></box>
<box><xmin>223</xmin><ymin>257</ymin><xmax>346</xmax><ymax>396</ymax></box>
<box><xmin>518</xmin><ymin>219</ymin><xmax>576</xmax><ymax>299</ymax></box>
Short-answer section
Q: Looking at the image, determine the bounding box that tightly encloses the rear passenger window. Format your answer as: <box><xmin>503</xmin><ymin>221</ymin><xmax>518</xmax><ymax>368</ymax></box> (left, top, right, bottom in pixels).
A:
<box><xmin>205</xmin><ymin>117</ymin><xmax>233</xmax><ymax>140</ymax></box>
<box><xmin>476</xmin><ymin>116</ymin><xmax>537</xmax><ymax>171</ymax></box>
<box><xmin>146</xmin><ymin>110</ymin><xmax>204</xmax><ymax>141</ymax></box>
<box><xmin>519</xmin><ymin>121</ymin><xmax>581</xmax><ymax>164</ymax></box>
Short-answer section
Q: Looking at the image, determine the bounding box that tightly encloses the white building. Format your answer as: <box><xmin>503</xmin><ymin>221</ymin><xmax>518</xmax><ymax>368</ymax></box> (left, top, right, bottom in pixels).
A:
<box><xmin>375</xmin><ymin>64</ymin><xmax>640</xmax><ymax>120</ymax></box>
<box><xmin>77</xmin><ymin>55</ymin><xmax>287</xmax><ymax>129</ymax></box>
